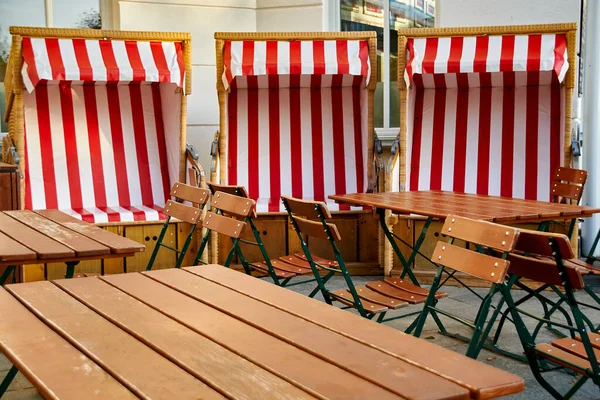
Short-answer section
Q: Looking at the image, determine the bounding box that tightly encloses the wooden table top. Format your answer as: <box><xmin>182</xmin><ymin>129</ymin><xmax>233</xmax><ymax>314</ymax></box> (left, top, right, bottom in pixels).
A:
<box><xmin>0</xmin><ymin>210</ymin><xmax>144</xmax><ymax>266</ymax></box>
<box><xmin>0</xmin><ymin>265</ymin><xmax>524</xmax><ymax>399</ymax></box>
<box><xmin>330</xmin><ymin>191</ymin><xmax>600</xmax><ymax>224</ymax></box>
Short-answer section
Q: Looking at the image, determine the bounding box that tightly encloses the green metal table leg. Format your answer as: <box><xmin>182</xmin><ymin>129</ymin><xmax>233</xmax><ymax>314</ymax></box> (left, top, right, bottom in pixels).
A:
<box><xmin>65</xmin><ymin>261</ymin><xmax>79</xmax><ymax>279</ymax></box>
<box><xmin>0</xmin><ymin>366</ymin><xmax>18</xmax><ymax>398</ymax></box>
<box><xmin>0</xmin><ymin>266</ymin><xmax>15</xmax><ymax>286</ymax></box>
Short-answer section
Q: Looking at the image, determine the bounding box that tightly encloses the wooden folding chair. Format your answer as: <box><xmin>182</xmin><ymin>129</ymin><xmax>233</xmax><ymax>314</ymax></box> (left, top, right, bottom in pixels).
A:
<box><xmin>283</xmin><ymin>195</ymin><xmax>447</xmax><ymax>322</ymax></box>
<box><xmin>499</xmin><ymin>230</ymin><xmax>600</xmax><ymax>399</ymax></box>
<box><xmin>201</xmin><ymin>183</ymin><xmax>335</xmax><ymax>294</ymax></box>
<box><xmin>145</xmin><ymin>183</ymin><xmax>209</xmax><ymax>271</ymax></box>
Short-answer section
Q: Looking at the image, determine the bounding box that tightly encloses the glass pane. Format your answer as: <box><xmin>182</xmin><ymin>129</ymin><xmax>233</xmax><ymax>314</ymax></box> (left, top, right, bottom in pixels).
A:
<box><xmin>53</xmin><ymin>0</ymin><xmax>101</xmax><ymax>29</ymax></box>
<box><xmin>0</xmin><ymin>0</ymin><xmax>46</xmax><ymax>132</ymax></box>
<box><xmin>341</xmin><ymin>0</ymin><xmax>384</xmax><ymax>128</ymax></box>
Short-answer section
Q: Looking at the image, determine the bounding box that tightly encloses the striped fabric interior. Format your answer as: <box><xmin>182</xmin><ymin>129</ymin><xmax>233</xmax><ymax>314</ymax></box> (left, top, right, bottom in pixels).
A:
<box><xmin>23</xmin><ymin>82</ymin><xmax>177</xmax><ymax>223</ymax></box>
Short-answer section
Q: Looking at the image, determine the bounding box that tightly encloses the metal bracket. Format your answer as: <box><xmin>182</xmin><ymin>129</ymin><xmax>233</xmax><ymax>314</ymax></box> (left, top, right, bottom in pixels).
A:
<box><xmin>210</xmin><ymin>131</ymin><xmax>220</xmax><ymax>174</ymax></box>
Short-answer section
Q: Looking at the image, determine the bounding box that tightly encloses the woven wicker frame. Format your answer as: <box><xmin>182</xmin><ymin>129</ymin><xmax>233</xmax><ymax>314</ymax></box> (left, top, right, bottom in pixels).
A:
<box><xmin>3</xmin><ymin>26</ymin><xmax>193</xmax><ymax>209</ymax></box>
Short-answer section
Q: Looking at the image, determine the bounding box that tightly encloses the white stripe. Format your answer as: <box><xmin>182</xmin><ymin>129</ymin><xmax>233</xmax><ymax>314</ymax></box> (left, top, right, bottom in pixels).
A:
<box><xmin>279</xmin><ymin>87</ymin><xmax>292</xmax><ymax>211</ymax></box>
<box><xmin>253</xmin><ymin>41</ymin><xmax>267</xmax><ymax>76</ymax></box>
<box><xmin>137</xmin><ymin>205</ymin><xmax>160</xmax><ymax>221</ymax></box>
<box><xmin>486</xmin><ymin>36</ymin><xmax>503</xmax><ymax>73</ymax></box>
<box><xmin>163</xmin><ymin>42</ymin><xmax>181</xmax><ymax>86</ymax></box>
<box><xmin>460</xmin><ymin>37</ymin><xmax>477</xmax><ymax>73</ymax></box>
<box><xmin>301</xmin><ymin>41</ymin><xmax>314</xmax><ymax>75</ymax></box>
<box><xmin>558</xmin><ymin>47</ymin><xmax>569</xmax><ymax>83</ymax></box>
<box><xmin>321</xmin><ymin>88</ymin><xmax>335</xmax><ymax>199</ymax></box>
<box><xmin>236</xmin><ymin>89</ymin><xmax>249</xmax><ymax>188</ymax></box>
<box><xmin>111</xmin><ymin>206</ymin><xmax>135</xmax><ymax>222</ymax></box>
<box><xmin>464</xmin><ymin>88</ymin><xmax>480</xmax><ymax>194</ymax></box>
<box><xmin>488</xmin><ymin>87</ymin><xmax>503</xmax><ymax>196</ymax></box>
<box><xmin>540</xmin><ymin>34</ymin><xmax>557</xmax><ymax>74</ymax></box>
<box><xmin>411</xmin><ymin>39</ymin><xmax>427</xmax><ymax>75</ymax></box>
<box><xmin>71</xmin><ymin>85</ymin><xmax>96</xmax><ymax>208</ymax></box>
<box><xmin>434</xmin><ymin>37</ymin><xmax>451</xmax><ymax>74</ymax></box>
<box><xmin>405</xmin><ymin>86</ymin><xmax>416</xmax><ymax>191</ymax></box>
<box><xmin>96</xmin><ymin>86</ymin><xmax>119</xmax><ymax>206</ymax></box>
<box><xmin>111</xmin><ymin>40</ymin><xmax>134</xmax><ymax>82</ymax></box>
<box><xmin>47</xmin><ymin>85</ymin><xmax>72</xmax><ymax>209</ymax></box>
<box><xmin>58</xmin><ymin>39</ymin><xmax>80</xmax><ymax>81</ymax></box>
<box><xmin>537</xmin><ymin>84</ymin><xmax>551</xmax><ymax>201</ymax></box>
<box><xmin>277</xmin><ymin>41</ymin><xmax>291</xmax><ymax>75</ymax></box>
<box><xmin>137</xmin><ymin>41</ymin><xmax>160</xmax><ymax>83</ymax></box>
<box><xmin>230</xmin><ymin>41</ymin><xmax>244</xmax><ymax>79</ymax></box>
<box><xmin>60</xmin><ymin>208</ymin><xmax>83</xmax><ymax>220</ymax></box>
<box><xmin>22</xmin><ymin>62</ymin><xmax>35</xmax><ymax>93</ymax></box>
<box><xmin>342</xmin><ymin>86</ymin><xmax>358</xmax><ymax>194</ymax></box>
<box><xmin>347</xmin><ymin>40</ymin><xmax>361</xmax><ymax>76</ymax></box>
<box><xmin>300</xmin><ymin>87</ymin><xmax>314</xmax><ymax>198</ymax></box>
<box><xmin>441</xmin><ymin>88</ymin><xmax>457</xmax><ymax>190</ymax></box>
<box><xmin>258</xmin><ymin>85</ymin><xmax>271</xmax><ymax>208</ymax></box>
<box><xmin>85</xmin><ymin>207</ymin><xmax>109</xmax><ymax>224</ymax></box>
<box><xmin>118</xmin><ymin>85</ymin><xmax>143</xmax><ymax>206</ymax></box>
<box><xmin>512</xmin><ymin>86</ymin><xmax>527</xmax><ymax>199</ymax></box>
<box><xmin>141</xmin><ymin>85</ymin><xmax>165</xmax><ymax>205</ymax></box>
<box><xmin>30</xmin><ymin>38</ymin><xmax>52</xmax><ymax>82</ymax></box>
<box><xmin>324</xmin><ymin>40</ymin><xmax>338</xmax><ymax>75</ymax></box>
<box><xmin>23</xmin><ymin>93</ymin><xmax>46</xmax><ymax>209</ymax></box>
<box><xmin>418</xmin><ymin>89</ymin><xmax>434</xmax><ymax>190</ymax></box>
<box><xmin>513</xmin><ymin>35</ymin><xmax>529</xmax><ymax>72</ymax></box>
<box><xmin>85</xmin><ymin>40</ymin><xmax>107</xmax><ymax>82</ymax></box>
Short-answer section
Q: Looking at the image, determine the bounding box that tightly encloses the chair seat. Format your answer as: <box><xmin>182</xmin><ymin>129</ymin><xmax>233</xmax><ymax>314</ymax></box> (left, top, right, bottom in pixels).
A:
<box><xmin>57</xmin><ymin>205</ymin><xmax>167</xmax><ymax>224</ymax></box>
<box><xmin>365</xmin><ymin>281</ymin><xmax>428</xmax><ymax>304</ymax></box>
<box><xmin>331</xmin><ymin>290</ymin><xmax>389</xmax><ymax>314</ymax></box>
<box><xmin>264</xmin><ymin>259</ymin><xmax>313</xmax><ymax>275</ymax></box>
<box><xmin>352</xmin><ymin>286</ymin><xmax>408</xmax><ymax>310</ymax></box>
<box><xmin>255</xmin><ymin>262</ymin><xmax>296</xmax><ymax>279</ymax></box>
<box><xmin>385</xmin><ymin>277</ymin><xmax>448</xmax><ymax>299</ymax></box>
<box><xmin>293</xmin><ymin>253</ymin><xmax>338</xmax><ymax>267</ymax></box>
<box><xmin>535</xmin><ymin>336</ymin><xmax>600</xmax><ymax>376</ymax></box>
<box><xmin>564</xmin><ymin>259</ymin><xmax>600</xmax><ymax>275</ymax></box>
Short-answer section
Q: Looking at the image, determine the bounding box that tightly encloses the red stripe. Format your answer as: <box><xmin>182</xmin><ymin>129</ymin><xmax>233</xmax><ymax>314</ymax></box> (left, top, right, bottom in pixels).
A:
<box><xmin>73</xmin><ymin>208</ymin><xmax>95</xmax><ymax>223</ymax></box>
<box><xmin>406</xmin><ymin>40</ymin><xmax>415</xmax><ymax>84</ymax></box>
<box><xmin>242</xmin><ymin>41</ymin><xmax>255</xmax><ymax>76</ymax></box>
<box><xmin>473</xmin><ymin>36</ymin><xmax>490</xmax><ymax>73</ymax></box>
<box><xmin>499</xmin><ymin>36</ymin><xmax>515</xmax><ymax>72</ymax></box>
<box><xmin>359</xmin><ymin>40</ymin><xmax>369</xmax><ymax>77</ymax></box>
<box><xmin>290</xmin><ymin>41</ymin><xmax>302</xmax><ymax>75</ymax></box>
<box><xmin>429</xmin><ymin>75</ymin><xmax>446</xmax><ymax>190</ymax></box>
<box><xmin>553</xmin><ymin>35</ymin><xmax>567</xmax><ymax>83</ymax></box>
<box><xmin>227</xmin><ymin>87</ymin><xmax>238</xmax><ymax>185</ymax></box>
<box><xmin>45</xmin><ymin>39</ymin><xmax>66</xmax><ymax>81</ymax></box>
<box><xmin>174</xmin><ymin>42</ymin><xmax>185</xmax><ymax>88</ymax></box>
<box><xmin>150</xmin><ymin>42</ymin><xmax>171</xmax><ymax>83</ymax></box>
<box><xmin>125</xmin><ymin>41</ymin><xmax>146</xmax><ymax>81</ymax></box>
<box><xmin>23</xmin><ymin>118</ymin><xmax>33</xmax><ymax>209</ymax></box>
<box><xmin>313</xmin><ymin>41</ymin><xmax>326</xmax><ymax>75</ymax></box>
<box><xmin>453</xmin><ymin>74</ymin><xmax>469</xmax><ymax>192</ymax></box>
<box><xmin>447</xmin><ymin>37</ymin><xmax>463</xmax><ymax>73</ymax></box>
<box><xmin>310</xmin><ymin>75</ymin><xmax>325</xmax><ymax>201</ymax></box>
<box><xmin>352</xmin><ymin>76</ymin><xmax>364</xmax><ymax>193</ymax></box>
<box><xmin>525</xmin><ymin>36</ymin><xmax>542</xmax><ymax>200</ymax></box>
<box><xmin>550</xmin><ymin>83</ymin><xmax>561</xmax><ymax>193</ymax></box>
<box><xmin>72</xmin><ymin>39</ymin><xmax>93</xmax><ymax>81</ymax></box>
<box><xmin>421</xmin><ymin>38</ymin><xmax>438</xmax><ymax>74</ymax></box>
<box><xmin>247</xmin><ymin>76</ymin><xmax>259</xmax><ymax>200</ymax></box>
<box><xmin>83</xmin><ymin>85</ymin><xmax>107</xmax><ymax>207</ymax></box>
<box><xmin>59</xmin><ymin>82</ymin><xmax>83</xmax><ymax>209</ymax></box>
<box><xmin>409</xmin><ymin>82</ymin><xmax>425</xmax><ymax>191</ymax></box>
<box><xmin>106</xmin><ymin>85</ymin><xmax>131</xmax><ymax>206</ymax></box>
<box><xmin>129</xmin><ymin>84</ymin><xmax>154</xmax><ymax>206</ymax></box>
<box><xmin>35</xmin><ymin>86</ymin><xmax>58</xmax><ymax>209</ymax></box>
<box><xmin>500</xmin><ymin>73</ymin><xmax>516</xmax><ymax>197</ymax></box>
<box><xmin>289</xmin><ymin>75</ymin><xmax>303</xmax><ymax>198</ymax></box>
<box><xmin>123</xmin><ymin>206</ymin><xmax>146</xmax><ymax>221</ymax></box>
<box><xmin>97</xmin><ymin>206</ymin><xmax>122</xmax><ymax>223</ymax></box>
<box><xmin>331</xmin><ymin>75</ymin><xmax>347</xmax><ymax>204</ymax></box>
<box><xmin>151</xmin><ymin>84</ymin><xmax>171</xmax><ymax>202</ymax></box>
<box><xmin>22</xmin><ymin>39</ymin><xmax>40</xmax><ymax>88</ymax></box>
<box><xmin>266</xmin><ymin>41</ymin><xmax>278</xmax><ymax>75</ymax></box>
<box><xmin>98</xmin><ymin>40</ymin><xmax>120</xmax><ymax>82</ymax></box>
<box><xmin>477</xmin><ymin>73</ymin><xmax>493</xmax><ymax>195</ymax></box>
<box><xmin>336</xmin><ymin>40</ymin><xmax>349</xmax><ymax>74</ymax></box>
<box><xmin>224</xmin><ymin>41</ymin><xmax>233</xmax><ymax>85</ymax></box>
<box><xmin>268</xmin><ymin>75</ymin><xmax>281</xmax><ymax>212</ymax></box>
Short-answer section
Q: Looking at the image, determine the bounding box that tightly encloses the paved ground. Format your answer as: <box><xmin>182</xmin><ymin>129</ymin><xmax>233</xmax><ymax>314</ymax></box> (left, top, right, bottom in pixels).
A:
<box><xmin>2</xmin><ymin>275</ymin><xmax>600</xmax><ymax>399</ymax></box>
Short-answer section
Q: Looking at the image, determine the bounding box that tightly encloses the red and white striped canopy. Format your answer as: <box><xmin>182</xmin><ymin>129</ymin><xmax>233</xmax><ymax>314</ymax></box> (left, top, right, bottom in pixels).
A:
<box><xmin>222</xmin><ymin>40</ymin><xmax>371</xmax><ymax>90</ymax></box>
<box><xmin>405</xmin><ymin>34</ymin><xmax>569</xmax><ymax>88</ymax></box>
<box><xmin>21</xmin><ymin>37</ymin><xmax>185</xmax><ymax>92</ymax></box>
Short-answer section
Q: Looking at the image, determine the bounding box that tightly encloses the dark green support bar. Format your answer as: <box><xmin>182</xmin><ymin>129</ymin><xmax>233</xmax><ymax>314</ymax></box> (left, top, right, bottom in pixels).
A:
<box><xmin>65</xmin><ymin>261</ymin><xmax>79</xmax><ymax>279</ymax></box>
<box><xmin>0</xmin><ymin>266</ymin><xmax>16</xmax><ymax>286</ymax></box>
<box><xmin>0</xmin><ymin>366</ymin><xmax>18</xmax><ymax>398</ymax></box>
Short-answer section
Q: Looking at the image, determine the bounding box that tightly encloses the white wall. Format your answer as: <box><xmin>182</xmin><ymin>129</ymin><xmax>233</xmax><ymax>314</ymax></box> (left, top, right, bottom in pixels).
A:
<box><xmin>115</xmin><ymin>0</ymin><xmax>325</xmax><ymax>173</ymax></box>
<box><xmin>437</xmin><ymin>0</ymin><xmax>580</xmax><ymax>27</ymax></box>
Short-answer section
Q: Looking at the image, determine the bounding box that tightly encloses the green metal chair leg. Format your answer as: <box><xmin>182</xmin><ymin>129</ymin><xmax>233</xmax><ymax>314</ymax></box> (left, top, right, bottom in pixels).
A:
<box><xmin>411</xmin><ymin>265</ymin><xmax>443</xmax><ymax>337</ymax></box>
<box><xmin>65</xmin><ymin>261</ymin><xmax>79</xmax><ymax>279</ymax></box>
<box><xmin>466</xmin><ymin>285</ymin><xmax>497</xmax><ymax>359</ymax></box>
<box><xmin>0</xmin><ymin>366</ymin><xmax>18</xmax><ymax>398</ymax></box>
<box><xmin>193</xmin><ymin>229</ymin><xmax>211</xmax><ymax>266</ymax></box>
<box><xmin>174</xmin><ymin>224</ymin><xmax>196</xmax><ymax>269</ymax></box>
<box><xmin>0</xmin><ymin>266</ymin><xmax>16</xmax><ymax>286</ymax></box>
<box><xmin>146</xmin><ymin>217</ymin><xmax>171</xmax><ymax>271</ymax></box>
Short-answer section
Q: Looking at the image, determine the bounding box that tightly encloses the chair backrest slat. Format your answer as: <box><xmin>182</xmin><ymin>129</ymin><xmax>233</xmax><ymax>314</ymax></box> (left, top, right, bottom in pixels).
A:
<box><xmin>207</xmin><ymin>182</ymin><xmax>249</xmax><ymax>198</ymax></box>
<box><xmin>164</xmin><ymin>200</ymin><xmax>202</xmax><ymax>224</ymax></box>
<box><xmin>282</xmin><ymin>196</ymin><xmax>331</xmax><ymax>220</ymax></box>
<box><xmin>551</xmin><ymin>167</ymin><xmax>587</xmax><ymax>203</ymax></box>
<box><xmin>441</xmin><ymin>215</ymin><xmax>520</xmax><ymax>251</ymax></box>
<box><xmin>551</xmin><ymin>182</ymin><xmax>584</xmax><ymax>202</ymax></box>
<box><xmin>514</xmin><ymin>230</ymin><xmax>575</xmax><ymax>259</ymax></box>
<box><xmin>211</xmin><ymin>191</ymin><xmax>256</xmax><ymax>218</ymax></box>
<box><xmin>202</xmin><ymin>212</ymin><xmax>247</xmax><ymax>239</ymax></box>
<box><xmin>170</xmin><ymin>182</ymin><xmax>210</xmax><ymax>205</ymax></box>
<box><xmin>294</xmin><ymin>218</ymin><xmax>342</xmax><ymax>242</ymax></box>
<box><xmin>507</xmin><ymin>253</ymin><xmax>585</xmax><ymax>290</ymax></box>
<box><xmin>432</xmin><ymin>242</ymin><xmax>510</xmax><ymax>284</ymax></box>
<box><xmin>554</xmin><ymin>167</ymin><xmax>588</xmax><ymax>185</ymax></box>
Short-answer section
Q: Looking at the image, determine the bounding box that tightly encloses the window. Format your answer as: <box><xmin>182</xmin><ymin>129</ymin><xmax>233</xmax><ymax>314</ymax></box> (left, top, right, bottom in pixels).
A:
<box><xmin>0</xmin><ymin>0</ymin><xmax>101</xmax><ymax>133</ymax></box>
<box><xmin>340</xmin><ymin>0</ymin><xmax>435</xmax><ymax>140</ymax></box>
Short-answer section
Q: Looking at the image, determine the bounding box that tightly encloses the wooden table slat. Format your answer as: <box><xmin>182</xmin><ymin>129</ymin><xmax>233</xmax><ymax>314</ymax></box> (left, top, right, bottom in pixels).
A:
<box><xmin>0</xmin><ymin>213</ymin><xmax>74</xmax><ymax>259</ymax></box>
<box><xmin>101</xmin><ymin>273</ymin><xmax>402</xmax><ymax>400</ymax></box>
<box><xmin>0</xmin><ymin>288</ymin><xmax>137</xmax><ymax>400</ymax></box>
<box><xmin>6</xmin><ymin>281</ymin><xmax>225</xmax><ymax>400</ymax></box>
<box><xmin>55</xmin><ymin>277</ymin><xmax>317</xmax><ymax>400</ymax></box>
<box><xmin>5</xmin><ymin>211</ymin><xmax>110</xmax><ymax>257</ymax></box>
<box><xmin>34</xmin><ymin>210</ymin><xmax>145</xmax><ymax>254</ymax></box>
<box><xmin>146</xmin><ymin>268</ymin><xmax>471</xmax><ymax>400</ymax></box>
<box><xmin>0</xmin><ymin>231</ymin><xmax>37</xmax><ymax>262</ymax></box>
<box><xmin>187</xmin><ymin>265</ymin><xmax>525</xmax><ymax>400</ymax></box>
